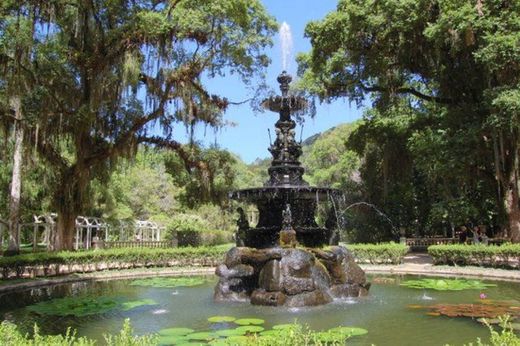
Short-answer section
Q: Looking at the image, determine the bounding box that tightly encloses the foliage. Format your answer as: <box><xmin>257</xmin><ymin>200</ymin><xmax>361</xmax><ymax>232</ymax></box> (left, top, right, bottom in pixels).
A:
<box><xmin>103</xmin><ymin>319</ymin><xmax>158</xmax><ymax>346</ymax></box>
<box><xmin>299</xmin><ymin>0</ymin><xmax>520</xmax><ymax>242</ymax></box>
<box><xmin>0</xmin><ymin>246</ymin><xmax>231</xmax><ymax>279</ymax></box>
<box><xmin>478</xmin><ymin>317</ymin><xmax>520</xmax><ymax>346</ymax></box>
<box><xmin>400</xmin><ymin>278</ymin><xmax>496</xmax><ymax>291</ymax></box>
<box><xmin>0</xmin><ymin>0</ymin><xmax>278</xmax><ymax>250</ymax></box>
<box><xmin>130</xmin><ymin>277</ymin><xmax>206</xmax><ymax>288</ymax></box>
<box><xmin>0</xmin><ymin>319</ymin><xmax>156</xmax><ymax>346</ymax></box>
<box><xmin>428</xmin><ymin>244</ymin><xmax>520</xmax><ymax>268</ymax></box>
<box><xmin>301</xmin><ymin>123</ymin><xmax>361</xmax><ymax>190</ymax></box>
<box><xmin>26</xmin><ymin>296</ymin><xmax>156</xmax><ymax>316</ymax></box>
<box><xmin>344</xmin><ymin>242</ymin><xmax>409</xmax><ymax>264</ymax></box>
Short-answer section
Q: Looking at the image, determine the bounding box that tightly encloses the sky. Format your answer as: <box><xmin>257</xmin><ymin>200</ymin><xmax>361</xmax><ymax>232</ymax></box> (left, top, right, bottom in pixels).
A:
<box><xmin>179</xmin><ymin>0</ymin><xmax>363</xmax><ymax>163</ymax></box>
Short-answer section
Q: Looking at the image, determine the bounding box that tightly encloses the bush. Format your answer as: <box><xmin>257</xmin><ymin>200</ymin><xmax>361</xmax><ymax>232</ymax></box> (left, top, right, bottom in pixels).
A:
<box><xmin>428</xmin><ymin>243</ymin><xmax>520</xmax><ymax>268</ymax></box>
<box><xmin>0</xmin><ymin>319</ymin><xmax>156</xmax><ymax>346</ymax></box>
<box><xmin>343</xmin><ymin>243</ymin><xmax>409</xmax><ymax>264</ymax></box>
<box><xmin>177</xmin><ymin>230</ymin><xmax>233</xmax><ymax>247</ymax></box>
<box><xmin>0</xmin><ymin>246</ymin><xmax>232</xmax><ymax>279</ymax></box>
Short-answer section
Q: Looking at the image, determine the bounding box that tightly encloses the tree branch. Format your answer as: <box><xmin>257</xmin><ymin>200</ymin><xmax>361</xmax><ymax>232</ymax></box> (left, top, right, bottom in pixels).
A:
<box><xmin>137</xmin><ymin>135</ymin><xmax>209</xmax><ymax>174</ymax></box>
<box><xmin>360</xmin><ymin>83</ymin><xmax>455</xmax><ymax>104</ymax></box>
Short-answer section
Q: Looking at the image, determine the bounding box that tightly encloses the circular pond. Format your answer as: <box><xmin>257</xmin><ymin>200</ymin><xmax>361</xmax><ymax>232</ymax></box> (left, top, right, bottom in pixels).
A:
<box><xmin>0</xmin><ymin>274</ymin><xmax>519</xmax><ymax>345</ymax></box>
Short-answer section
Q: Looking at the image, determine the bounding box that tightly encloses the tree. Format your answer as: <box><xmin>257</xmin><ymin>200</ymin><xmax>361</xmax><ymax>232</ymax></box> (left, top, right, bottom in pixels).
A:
<box><xmin>300</xmin><ymin>0</ymin><xmax>520</xmax><ymax>241</ymax></box>
<box><xmin>0</xmin><ymin>0</ymin><xmax>277</xmax><ymax>250</ymax></box>
<box><xmin>0</xmin><ymin>7</ymin><xmax>36</xmax><ymax>254</ymax></box>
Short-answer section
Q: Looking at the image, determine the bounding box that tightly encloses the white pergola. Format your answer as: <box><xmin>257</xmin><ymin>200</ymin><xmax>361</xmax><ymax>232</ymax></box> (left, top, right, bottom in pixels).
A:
<box><xmin>116</xmin><ymin>219</ymin><xmax>163</xmax><ymax>241</ymax></box>
<box><xmin>74</xmin><ymin>216</ymin><xmax>109</xmax><ymax>250</ymax></box>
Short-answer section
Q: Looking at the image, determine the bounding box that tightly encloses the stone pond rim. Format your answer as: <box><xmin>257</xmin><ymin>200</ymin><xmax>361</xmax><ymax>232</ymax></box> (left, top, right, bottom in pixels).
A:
<box><xmin>214</xmin><ymin>71</ymin><xmax>370</xmax><ymax>307</ymax></box>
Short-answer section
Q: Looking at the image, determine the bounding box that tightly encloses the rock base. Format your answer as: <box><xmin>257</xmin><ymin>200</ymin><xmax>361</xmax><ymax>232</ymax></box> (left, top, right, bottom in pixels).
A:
<box><xmin>214</xmin><ymin>246</ymin><xmax>370</xmax><ymax>307</ymax></box>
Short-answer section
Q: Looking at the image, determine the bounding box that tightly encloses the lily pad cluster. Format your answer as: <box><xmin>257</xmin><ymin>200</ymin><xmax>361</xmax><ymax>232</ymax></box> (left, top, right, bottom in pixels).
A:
<box><xmin>407</xmin><ymin>299</ymin><xmax>520</xmax><ymax>329</ymax></box>
<box><xmin>400</xmin><ymin>278</ymin><xmax>496</xmax><ymax>291</ymax></box>
<box><xmin>156</xmin><ymin>316</ymin><xmax>368</xmax><ymax>345</ymax></box>
<box><xmin>26</xmin><ymin>296</ymin><xmax>157</xmax><ymax>317</ymax></box>
<box><xmin>130</xmin><ymin>277</ymin><xmax>206</xmax><ymax>288</ymax></box>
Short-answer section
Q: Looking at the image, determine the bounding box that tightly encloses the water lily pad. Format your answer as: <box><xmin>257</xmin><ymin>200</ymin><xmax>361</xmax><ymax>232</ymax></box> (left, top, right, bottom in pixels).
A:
<box><xmin>400</xmin><ymin>279</ymin><xmax>496</xmax><ymax>291</ymax></box>
<box><xmin>159</xmin><ymin>328</ymin><xmax>195</xmax><ymax>336</ymax></box>
<box><xmin>186</xmin><ymin>332</ymin><xmax>216</xmax><ymax>341</ymax></box>
<box><xmin>130</xmin><ymin>277</ymin><xmax>206</xmax><ymax>288</ymax></box>
<box><xmin>226</xmin><ymin>335</ymin><xmax>250</xmax><ymax>343</ymax></box>
<box><xmin>208</xmin><ymin>316</ymin><xmax>236</xmax><ymax>323</ymax></box>
<box><xmin>259</xmin><ymin>330</ymin><xmax>282</xmax><ymax>336</ymax></box>
<box><xmin>272</xmin><ymin>323</ymin><xmax>296</xmax><ymax>330</ymax></box>
<box><xmin>235</xmin><ymin>325</ymin><xmax>264</xmax><ymax>333</ymax></box>
<box><xmin>234</xmin><ymin>318</ymin><xmax>264</xmax><ymax>326</ymax></box>
<box><xmin>121</xmin><ymin>298</ymin><xmax>157</xmax><ymax>310</ymax></box>
<box><xmin>158</xmin><ymin>335</ymin><xmax>190</xmax><ymax>345</ymax></box>
<box><xmin>328</xmin><ymin>326</ymin><xmax>368</xmax><ymax>336</ymax></box>
<box><xmin>208</xmin><ymin>340</ymin><xmax>228</xmax><ymax>346</ymax></box>
<box><xmin>26</xmin><ymin>296</ymin><xmax>156</xmax><ymax>317</ymax></box>
<box><xmin>216</xmin><ymin>329</ymin><xmax>246</xmax><ymax>337</ymax></box>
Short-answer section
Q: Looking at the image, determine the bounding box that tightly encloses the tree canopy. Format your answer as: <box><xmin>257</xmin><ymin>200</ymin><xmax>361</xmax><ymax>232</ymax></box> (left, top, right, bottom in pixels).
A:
<box><xmin>0</xmin><ymin>0</ymin><xmax>277</xmax><ymax>249</ymax></box>
<box><xmin>299</xmin><ymin>0</ymin><xmax>520</xmax><ymax>242</ymax></box>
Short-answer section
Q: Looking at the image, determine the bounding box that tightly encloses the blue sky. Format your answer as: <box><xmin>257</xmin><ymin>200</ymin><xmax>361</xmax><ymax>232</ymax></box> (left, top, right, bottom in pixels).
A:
<box><xmin>179</xmin><ymin>0</ymin><xmax>363</xmax><ymax>163</ymax></box>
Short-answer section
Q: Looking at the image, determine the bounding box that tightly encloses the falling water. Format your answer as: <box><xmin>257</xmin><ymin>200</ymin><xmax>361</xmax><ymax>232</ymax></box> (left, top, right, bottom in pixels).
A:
<box><xmin>279</xmin><ymin>22</ymin><xmax>293</xmax><ymax>71</ymax></box>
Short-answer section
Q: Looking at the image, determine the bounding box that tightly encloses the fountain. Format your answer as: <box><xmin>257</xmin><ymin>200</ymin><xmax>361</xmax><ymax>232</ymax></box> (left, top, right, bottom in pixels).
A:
<box><xmin>214</xmin><ymin>71</ymin><xmax>370</xmax><ymax>307</ymax></box>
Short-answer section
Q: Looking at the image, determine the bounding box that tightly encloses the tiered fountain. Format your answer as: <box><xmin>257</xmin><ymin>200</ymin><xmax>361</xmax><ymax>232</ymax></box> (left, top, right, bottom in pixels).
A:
<box><xmin>214</xmin><ymin>71</ymin><xmax>370</xmax><ymax>307</ymax></box>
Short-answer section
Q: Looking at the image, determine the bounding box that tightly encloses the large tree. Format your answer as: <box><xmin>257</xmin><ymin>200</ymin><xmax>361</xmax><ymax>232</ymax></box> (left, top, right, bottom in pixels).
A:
<box><xmin>0</xmin><ymin>0</ymin><xmax>277</xmax><ymax>250</ymax></box>
<box><xmin>299</xmin><ymin>0</ymin><xmax>520</xmax><ymax>241</ymax></box>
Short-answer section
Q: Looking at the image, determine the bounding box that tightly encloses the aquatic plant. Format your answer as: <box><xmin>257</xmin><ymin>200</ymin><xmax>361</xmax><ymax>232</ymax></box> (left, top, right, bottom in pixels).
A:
<box><xmin>26</xmin><ymin>296</ymin><xmax>156</xmax><ymax>317</ymax></box>
<box><xmin>234</xmin><ymin>318</ymin><xmax>265</xmax><ymax>326</ymax></box>
<box><xmin>400</xmin><ymin>278</ymin><xmax>496</xmax><ymax>291</ymax></box>
<box><xmin>411</xmin><ymin>300</ymin><xmax>520</xmax><ymax>321</ymax></box>
<box><xmin>130</xmin><ymin>277</ymin><xmax>206</xmax><ymax>288</ymax></box>
<box><xmin>208</xmin><ymin>316</ymin><xmax>236</xmax><ymax>323</ymax></box>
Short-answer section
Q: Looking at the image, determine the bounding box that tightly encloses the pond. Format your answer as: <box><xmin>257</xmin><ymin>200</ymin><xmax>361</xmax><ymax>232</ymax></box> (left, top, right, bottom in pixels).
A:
<box><xmin>0</xmin><ymin>275</ymin><xmax>519</xmax><ymax>345</ymax></box>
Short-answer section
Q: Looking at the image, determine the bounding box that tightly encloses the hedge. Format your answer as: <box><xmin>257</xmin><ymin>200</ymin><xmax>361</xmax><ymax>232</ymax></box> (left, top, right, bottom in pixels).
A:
<box><xmin>0</xmin><ymin>243</ymin><xmax>408</xmax><ymax>280</ymax></box>
<box><xmin>428</xmin><ymin>243</ymin><xmax>520</xmax><ymax>268</ymax></box>
<box><xmin>344</xmin><ymin>243</ymin><xmax>409</xmax><ymax>264</ymax></box>
<box><xmin>0</xmin><ymin>245</ymin><xmax>231</xmax><ymax>279</ymax></box>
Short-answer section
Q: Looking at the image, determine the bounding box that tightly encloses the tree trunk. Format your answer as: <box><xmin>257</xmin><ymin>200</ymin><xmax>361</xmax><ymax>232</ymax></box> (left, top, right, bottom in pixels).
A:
<box><xmin>6</xmin><ymin>96</ymin><xmax>24</xmax><ymax>256</ymax></box>
<box><xmin>52</xmin><ymin>165</ymin><xmax>89</xmax><ymax>251</ymax></box>
<box><xmin>54</xmin><ymin>207</ymin><xmax>77</xmax><ymax>251</ymax></box>
<box><xmin>504</xmin><ymin>159</ymin><xmax>520</xmax><ymax>243</ymax></box>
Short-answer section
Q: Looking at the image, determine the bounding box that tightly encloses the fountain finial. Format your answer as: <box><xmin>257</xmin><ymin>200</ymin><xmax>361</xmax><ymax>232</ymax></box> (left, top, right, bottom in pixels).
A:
<box><xmin>277</xmin><ymin>70</ymin><xmax>292</xmax><ymax>97</ymax></box>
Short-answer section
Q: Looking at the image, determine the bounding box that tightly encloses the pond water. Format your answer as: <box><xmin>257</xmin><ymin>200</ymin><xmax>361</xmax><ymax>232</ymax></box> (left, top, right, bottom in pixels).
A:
<box><xmin>1</xmin><ymin>275</ymin><xmax>519</xmax><ymax>345</ymax></box>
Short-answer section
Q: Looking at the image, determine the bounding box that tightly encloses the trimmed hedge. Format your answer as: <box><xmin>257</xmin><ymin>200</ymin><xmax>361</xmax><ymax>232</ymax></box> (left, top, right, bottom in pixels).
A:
<box><xmin>0</xmin><ymin>245</ymin><xmax>232</xmax><ymax>279</ymax></box>
<box><xmin>0</xmin><ymin>243</ymin><xmax>409</xmax><ymax>280</ymax></box>
<box><xmin>428</xmin><ymin>244</ymin><xmax>520</xmax><ymax>268</ymax></box>
<box><xmin>344</xmin><ymin>243</ymin><xmax>409</xmax><ymax>264</ymax></box>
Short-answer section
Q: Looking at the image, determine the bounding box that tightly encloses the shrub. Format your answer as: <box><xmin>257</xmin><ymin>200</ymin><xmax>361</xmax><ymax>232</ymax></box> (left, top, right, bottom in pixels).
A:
<box><xmin>343</xmin><ymin>242</ymin><xmax>409</xmax><ymax>264</ymax></box>
<box><xmin>0</xmin><ymin>246</ymin><xmax>232</xmax><ymax>279</ymax></box>
<box><xmin>177</xmin><ymin>230</ymin><xmax>233</xmax><ymax>247</ymax></box>
<box><xmin>428</xmin><ymin>244</ymin><xmax>520</xmax><ymax>268</ymax></box>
